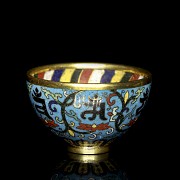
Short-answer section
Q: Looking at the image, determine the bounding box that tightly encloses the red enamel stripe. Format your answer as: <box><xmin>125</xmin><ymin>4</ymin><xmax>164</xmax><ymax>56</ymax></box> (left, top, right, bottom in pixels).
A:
<box><xmin>38</xmin><ymin>72</ymin><xmax>45</xmax><ymax>79</ymax></box>
<box><xmin>79</xmin><ymin>69</ymin><xmax>93</xmax><ymax>83</ymax></box>
<box><xmin>129</xmin><ymin>74</ymin><xmax>140</xmax><ymax>81</ymax></box>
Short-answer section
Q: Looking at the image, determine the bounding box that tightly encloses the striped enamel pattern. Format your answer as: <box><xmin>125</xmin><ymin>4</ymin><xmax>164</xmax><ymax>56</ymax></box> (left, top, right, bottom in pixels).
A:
<box><xmin>34</xmin><ymin>69</ymin><xmax>143</xmax><ymax>83</ymax></box>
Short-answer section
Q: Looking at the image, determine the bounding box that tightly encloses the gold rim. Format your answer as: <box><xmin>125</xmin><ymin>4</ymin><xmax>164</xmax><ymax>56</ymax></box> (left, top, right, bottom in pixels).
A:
<box><xmin>26</xmin><ymin>63</ymin><xmax>152</xmax><ymax>90</ymax></box>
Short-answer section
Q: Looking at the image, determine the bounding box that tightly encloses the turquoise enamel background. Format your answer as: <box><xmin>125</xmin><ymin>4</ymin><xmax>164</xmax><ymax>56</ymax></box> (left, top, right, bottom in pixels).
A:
<box><xmin>27</xmin><ymin>81</ymin><xmax>151</xmax><ymax>142</ymax></box>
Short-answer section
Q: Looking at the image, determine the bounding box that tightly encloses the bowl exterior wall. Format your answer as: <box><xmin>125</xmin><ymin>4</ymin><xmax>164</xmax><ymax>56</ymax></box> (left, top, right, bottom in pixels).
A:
<box><xmin>27</xmin><ymin>81</ymin><xmax>151</xmax><ymax>146</ymax></box>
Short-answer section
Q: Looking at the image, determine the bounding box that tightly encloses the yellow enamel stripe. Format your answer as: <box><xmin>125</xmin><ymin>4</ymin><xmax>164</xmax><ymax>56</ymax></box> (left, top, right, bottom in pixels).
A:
<box><xmin>111</xmin><ymin>70</ymin><xmax>125</xmax><ymax>82</ymax></box>
<box><xmin>60</xmin><ymin>68</ymin><xmax>75</xmax><ymax>82</ymax></box>
<box><xmin>44</xmin><ymin>70</ymin><xmax>54</xmax><ymax>80</ymax></box>
<box><xmin>88</xmin><ymin>70</ymin><xmax>105</xmax><ymax>83</ymax></box>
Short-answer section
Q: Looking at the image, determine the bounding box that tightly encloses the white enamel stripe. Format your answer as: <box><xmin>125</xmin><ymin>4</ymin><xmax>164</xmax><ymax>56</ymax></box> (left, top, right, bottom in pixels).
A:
<box><xmin>44</xmin><ymin>70</ymin><xmax>54</xmax><ymax>80</ymax></box>
<box><xmin>138</xmin><ymin>75</ymin><xmax>144</xmax><ymax>79</ymax></box>
<box><xmin>88</xmin><ymin>70</ymin><xmax>105</xmax><ymax>83</ymax></box>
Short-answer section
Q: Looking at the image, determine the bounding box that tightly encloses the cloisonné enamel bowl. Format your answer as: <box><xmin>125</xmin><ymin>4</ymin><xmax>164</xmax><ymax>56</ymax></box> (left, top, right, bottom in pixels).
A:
<box><xmin>26</xmin><ymin>63</ymin><xmax>151</xmax><ymax>154</ymax></box>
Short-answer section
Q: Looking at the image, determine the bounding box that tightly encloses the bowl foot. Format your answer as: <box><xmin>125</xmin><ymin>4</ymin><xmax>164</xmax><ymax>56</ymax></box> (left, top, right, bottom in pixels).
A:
<box><xmin>67</xmin><ymin>152</ymin><xmax>109</xmax><ymax>163</ymax></box>
<box><xmin>67</xmin><ymin>145</ymin><xmax>109</xmax><ymax>154</ymax></box>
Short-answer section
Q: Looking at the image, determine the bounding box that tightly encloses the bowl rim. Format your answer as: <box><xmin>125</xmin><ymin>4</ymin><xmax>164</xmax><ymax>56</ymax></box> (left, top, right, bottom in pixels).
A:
<box><xmin>26</xmin><ymin>62</ymin><xmax>152</xmax><ymax>90</ymax></box>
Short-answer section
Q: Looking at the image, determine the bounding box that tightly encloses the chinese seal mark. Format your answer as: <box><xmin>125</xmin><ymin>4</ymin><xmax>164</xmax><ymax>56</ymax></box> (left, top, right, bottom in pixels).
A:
<box><xmin>81</xmin><ymin>95</ymin><xmax>107</xmax><ymax>120</ymax></box>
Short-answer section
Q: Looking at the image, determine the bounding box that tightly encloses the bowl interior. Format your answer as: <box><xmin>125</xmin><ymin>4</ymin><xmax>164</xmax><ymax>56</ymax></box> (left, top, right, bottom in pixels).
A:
<box><xmin>33</xmin><ymin>65</ymin><xmax>145</xmax><ymax>84</ymax></box>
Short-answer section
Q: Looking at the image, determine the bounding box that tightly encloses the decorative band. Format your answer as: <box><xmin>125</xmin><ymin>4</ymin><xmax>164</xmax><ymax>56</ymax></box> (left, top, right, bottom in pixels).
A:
<box><xmin>34</xmin><ymin>69</ymin><xmax>143</xmax><ymax>83</ymax></box>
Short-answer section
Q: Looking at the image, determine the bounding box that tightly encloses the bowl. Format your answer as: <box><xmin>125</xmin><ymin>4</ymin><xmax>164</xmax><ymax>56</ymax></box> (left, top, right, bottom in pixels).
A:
<box><xmin>26</xmin><ymin>63</ymin><xmax>152</xmax><ymax>154</ymax></box>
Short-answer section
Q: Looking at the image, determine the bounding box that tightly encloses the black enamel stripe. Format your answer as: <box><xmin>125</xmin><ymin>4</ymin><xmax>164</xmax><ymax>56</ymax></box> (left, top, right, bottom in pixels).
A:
<box><xmin>120</xmin><ymin>72</ymin><xmax>134</xmax><ymax>83</ymax></box>
<box><xmin>71</xmin><ymin>69</ymin><xmax>82</xmax><ymax>83</ymax></box>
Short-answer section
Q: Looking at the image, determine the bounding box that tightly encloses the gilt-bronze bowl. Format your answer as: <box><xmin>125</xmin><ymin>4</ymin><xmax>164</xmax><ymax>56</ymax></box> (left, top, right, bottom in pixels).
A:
<box><xmin>26</xmin><ymin>63</ymin><xmax>151</xmax><ymax>154</ymax></box>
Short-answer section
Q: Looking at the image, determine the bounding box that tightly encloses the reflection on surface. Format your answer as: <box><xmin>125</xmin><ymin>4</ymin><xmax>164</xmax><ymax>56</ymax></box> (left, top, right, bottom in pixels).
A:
<box><xmin>51</xmin><ymin>153</ymin><xmax>128</xmax><ymax>180</ymax></box>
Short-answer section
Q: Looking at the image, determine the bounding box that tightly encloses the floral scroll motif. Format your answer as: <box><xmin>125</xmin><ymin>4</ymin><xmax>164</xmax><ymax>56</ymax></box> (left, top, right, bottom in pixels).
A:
<box><xmin>28</xmin><ymin>82</ymin><xmax>151</xmax><ymax>141</ymax></box>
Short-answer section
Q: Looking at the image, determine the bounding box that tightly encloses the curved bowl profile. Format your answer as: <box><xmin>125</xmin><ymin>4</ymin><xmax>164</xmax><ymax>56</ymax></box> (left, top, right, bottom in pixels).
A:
<box><xmin>26</xmin><ymin>63</ymin><xmax>152</xmax><ymax>154</ymax></box>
